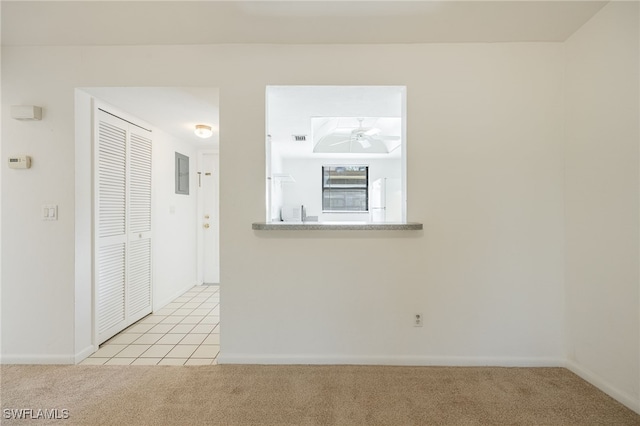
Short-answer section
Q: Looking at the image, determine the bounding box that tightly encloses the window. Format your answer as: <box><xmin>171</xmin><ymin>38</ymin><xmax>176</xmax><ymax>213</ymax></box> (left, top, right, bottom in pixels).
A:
<box><xmin>265</xmin><ymin>85</ymin><xmax>407</xmax><ymax>223</ymax></box>
<box><xmin>322</xmin><ymin>166</ymin><xmax>368</xmax><ymax>212</ymax></box>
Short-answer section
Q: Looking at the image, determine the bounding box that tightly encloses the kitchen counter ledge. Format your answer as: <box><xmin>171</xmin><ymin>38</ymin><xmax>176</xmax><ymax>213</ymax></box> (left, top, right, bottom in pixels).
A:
<box><xmin>252</xmin><ymin>222</ymin><xmax>423</xmax><ymax>231</ymax></box>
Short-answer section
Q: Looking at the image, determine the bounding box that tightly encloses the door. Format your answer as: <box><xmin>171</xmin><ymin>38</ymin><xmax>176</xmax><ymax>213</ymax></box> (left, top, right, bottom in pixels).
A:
<box><xmin>127</xmin><ymin>132</ymin><xmax>153</xmax><ymax>320</ymax></box>
<box><xmin>95</xmin><ymin>108</ymin><xmax>152</xmax><ymax>344</ymax></box>
<box><xmin>200</xmin><ymin>153</ymin><xmax>219</xmax><ymax>284</ymax></box>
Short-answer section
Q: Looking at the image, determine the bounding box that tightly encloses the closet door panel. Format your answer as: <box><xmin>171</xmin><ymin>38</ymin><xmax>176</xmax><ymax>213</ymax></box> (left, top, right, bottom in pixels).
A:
<box><xmin>96</xmin><ymin>112</ymin><xmax>128</xmax><ymax>343</ymax></box>
<box><xmin>128</xmin><ymin>131</ymin><xmax>153</xmax><ymax>321</ymax></box>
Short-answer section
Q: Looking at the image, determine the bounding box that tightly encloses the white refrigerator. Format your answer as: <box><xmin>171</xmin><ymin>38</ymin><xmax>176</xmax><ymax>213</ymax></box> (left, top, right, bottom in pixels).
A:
<box><xmin>370</xmin><ymin>177</ymin><xmax>402</xmax><ymax>223</ymax></box>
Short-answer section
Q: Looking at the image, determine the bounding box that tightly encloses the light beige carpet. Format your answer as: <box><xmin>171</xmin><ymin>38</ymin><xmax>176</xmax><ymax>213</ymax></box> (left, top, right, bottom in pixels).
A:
<box><xmin>1</xmin><ymin>365</ymin><xmax>638</xmax><ymax>425</ymax></box>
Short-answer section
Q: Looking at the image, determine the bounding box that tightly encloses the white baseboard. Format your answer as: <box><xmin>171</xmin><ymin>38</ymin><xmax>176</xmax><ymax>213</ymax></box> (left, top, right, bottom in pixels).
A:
<box><xmin>74</xmin><ymin>345</ymin><xmax>96</xmax><ymax>364</ymax></box>
<box><xmin>217</xmin><ymin>353</ymin><xmax>563</xmax><ymax>368</ymax></box>
<box><xmin>0</xmin><ymin>354</ymin><xmax>75</xmax><ymax>365</ymax></box>
<box><xmin>153</xmin><ymin>281</ymin><xmax>199</xmax><ymax>312</ymax></box>
<box><xmin>565</xmin><ymin>360</ymin><xmax>640</xmax><ymax>414</ymax></box>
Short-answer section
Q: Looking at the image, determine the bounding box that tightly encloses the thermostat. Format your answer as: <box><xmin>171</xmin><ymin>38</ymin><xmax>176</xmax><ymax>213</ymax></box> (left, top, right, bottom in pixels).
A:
<box><xmin>8</xmin><ymin>156</ymin><xmax>32</xmax><ymax>169</ymax></box>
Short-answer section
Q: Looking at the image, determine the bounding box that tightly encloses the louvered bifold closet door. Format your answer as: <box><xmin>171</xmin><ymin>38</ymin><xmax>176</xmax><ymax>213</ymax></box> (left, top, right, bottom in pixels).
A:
<box><xmin>96</xmin><ymin>112</ymin><xmax>128</xmax><ymax>343</ymax></box>
<box><xmin>95</xmin><ymin>109</ymin><xmax>153</xmax><ymax>345</ymax></box>
<box><xmin>127</xmin><ymin>132</ymin><xmax>153</xmax><ymax>323</ymax></box>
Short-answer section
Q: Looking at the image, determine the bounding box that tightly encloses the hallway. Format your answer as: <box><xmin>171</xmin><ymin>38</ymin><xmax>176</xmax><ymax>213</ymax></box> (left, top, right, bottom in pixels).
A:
<box><xmin>81</xmin><ymin>285</ymin><xmax>220</xmax><ymax>365</ymax></box>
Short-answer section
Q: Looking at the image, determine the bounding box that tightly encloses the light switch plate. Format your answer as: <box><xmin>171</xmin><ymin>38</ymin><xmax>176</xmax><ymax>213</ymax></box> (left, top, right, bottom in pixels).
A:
<box><xmin>42</xmin><ymin>204</ymin><xmax>58</xmax><ymax>221</ymax></box>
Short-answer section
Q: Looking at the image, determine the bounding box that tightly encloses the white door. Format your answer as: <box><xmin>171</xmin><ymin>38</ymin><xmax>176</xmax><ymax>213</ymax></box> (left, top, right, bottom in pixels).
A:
<box><xmin>127</xmin><ymin>131</ymin><xmax>153</xmax><ymax>320</ymax></box>
<box><xmin>201</xmin><ymin>153</ymin><xmax>219</xmax><ymax>284</ymax></box>
<box><xmin>95</xmin><ymin>108</ymin><xmax>152</xmax><ymax>344</ymax></box>
<box><xmin>95</xmin><ymin>112</ymin><xmax>128</xmax><ymax>342</ymax></box>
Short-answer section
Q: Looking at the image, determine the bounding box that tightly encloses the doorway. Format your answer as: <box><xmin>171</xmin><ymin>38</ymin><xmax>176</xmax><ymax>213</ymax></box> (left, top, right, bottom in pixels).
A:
<box><xmin>74</xmin><ymin>87</ymin><xmax>220</xmax><ymax>359</ymax></box>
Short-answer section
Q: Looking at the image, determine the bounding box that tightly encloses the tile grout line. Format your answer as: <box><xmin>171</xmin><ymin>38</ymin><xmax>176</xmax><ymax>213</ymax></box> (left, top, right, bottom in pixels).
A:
<box><xmin>85</xmin><ymin>286</ymin><xmax>220</xmax><ymax>366</ymax></box>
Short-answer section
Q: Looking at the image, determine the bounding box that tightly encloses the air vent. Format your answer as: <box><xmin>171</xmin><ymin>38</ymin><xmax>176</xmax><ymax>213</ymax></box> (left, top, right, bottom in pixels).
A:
<box><xmin>291</xmin><ymin>134</ymin><xmax>307</xmax><ymax>142</ymax></box>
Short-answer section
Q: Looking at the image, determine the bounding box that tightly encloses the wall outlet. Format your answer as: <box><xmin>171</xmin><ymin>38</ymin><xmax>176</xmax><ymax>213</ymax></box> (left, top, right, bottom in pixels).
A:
<box><xmin>413</xmin><ymin>313</ymin><xmax>423</xmax><ymax>327</ymax></box>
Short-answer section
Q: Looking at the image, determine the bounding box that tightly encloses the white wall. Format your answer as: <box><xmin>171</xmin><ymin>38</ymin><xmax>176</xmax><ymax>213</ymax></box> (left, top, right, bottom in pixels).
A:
<box><xmin>73</xmin><ymin>89</ymin><xmax>95</xmax><ymax>362</ymax></box>
<box><xmin>1</xmin><ymin>83</ymin><xmax>199</xmax><ymax>362</ymax></box>
<box><xmin>222</xmin><ymin>44</ymin><xmax>565</xmax><ymax>365</ymax></box>
<box><xmin>2</xmin><ymin>43</ymin><xmax>565</xmax><ymax>367</ymax></box>
<box><xmin>2</xmin><ymin>50</ymin><xmax>77</xmax><ymax>362</ymax></box>
<box><xmin>281</xmin><ymin>157</ymin><xmax>401</xmax><ymax>222</ymax></box>
<box><xmin>564</xmin><ymin>1</ymin><xmax>640</xmax><ymax>412</ymax></box>
<box><xmin>151</xmin><ymin>127</ymin><xmax>199</xmax><ymax>310</ymax></box>
<box><xmin>196</xmin><ymin>151</ymin><xmax>220</xmax><ymax>285</ymax></box>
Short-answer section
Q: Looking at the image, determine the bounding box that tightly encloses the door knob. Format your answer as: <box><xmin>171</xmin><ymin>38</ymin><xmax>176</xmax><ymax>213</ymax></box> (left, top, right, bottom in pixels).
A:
<box><xmin>204</xmin><ymin>215</ymin><xmax>210</xmax><ymax>219</ymax></box>
<box><xmin>203</xmin><ymin>223</ymin><xmax>210</xmax><ymax>229</ymax></box>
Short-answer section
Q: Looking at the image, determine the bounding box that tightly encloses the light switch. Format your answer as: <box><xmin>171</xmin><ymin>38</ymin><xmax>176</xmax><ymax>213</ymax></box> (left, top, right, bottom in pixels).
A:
<box><xmin>42</xmin><ymin>204</ymin><xmax>57</xmax><ymax>221</ymax></box>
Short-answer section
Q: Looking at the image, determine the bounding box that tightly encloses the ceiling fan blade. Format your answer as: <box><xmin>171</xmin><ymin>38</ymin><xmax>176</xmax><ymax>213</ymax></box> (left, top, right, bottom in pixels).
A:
<box><xmin>356</xmin><ymin>138</ymin><xmax>372</xmax><ymax>149</ymax></box>
<box><xmin>368</xmin><ymin>135</ymin><xmax>401</xmax><ymax>153</ymax></box>
<box><xmin>319</xmin><ymin>132</ymin><xmax>350</xmax><ymax>143</ymax></box>
<box><xmin>314</xmin><ymin>132</ymin><xmax>353</xmax><ymax>153</ymax></box>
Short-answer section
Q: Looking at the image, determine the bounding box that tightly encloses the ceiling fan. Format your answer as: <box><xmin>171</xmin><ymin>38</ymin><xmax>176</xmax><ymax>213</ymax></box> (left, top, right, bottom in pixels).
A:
<box><xmin>313</xmin><ymin>117</ymin><xmax>400</xmax><ymax>154</ymax></box>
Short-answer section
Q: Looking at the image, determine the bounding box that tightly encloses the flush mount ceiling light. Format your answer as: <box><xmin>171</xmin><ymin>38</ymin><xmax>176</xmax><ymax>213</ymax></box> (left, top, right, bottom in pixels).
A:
<box><xmin>194</xmin><ymin>124</ymin><xmax>213</xmax><ymax>138</ymax></box>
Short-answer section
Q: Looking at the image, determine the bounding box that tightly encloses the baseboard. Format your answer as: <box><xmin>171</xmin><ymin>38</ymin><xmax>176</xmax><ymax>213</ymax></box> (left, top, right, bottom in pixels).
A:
<box><xmin>153</xmin><ymin>281</ymin><xmax>199</xmax><ymax>312</ymax></box>
<box><xmin>565</xmin><ymin>360</ymin><xmax>640</xmax><ymax>414</ymax></box>
<box><xmin>0</xmin><ymin>354</ymin><xmax>75</xmax><ymax>365</ymax></box>
<box><xmin>217</xmin><ymin>353</ymin><xmax>563</xmax><ymax>368</ymax></box>
<box><xmin>74</xmin><ymin>345</ymin><xmax>96</xmax><ymax>364</ymax></box>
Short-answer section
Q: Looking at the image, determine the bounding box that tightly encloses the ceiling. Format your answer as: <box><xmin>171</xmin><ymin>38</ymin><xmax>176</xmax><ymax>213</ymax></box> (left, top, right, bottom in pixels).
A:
<box><xmin>3</xmin><ymin>1</ymin><xmax>607</xmax><ymax>150</ymax></box>
<box><xmin>81</xmin><ymin>87</ymin><xmax>219</xmax><ymax>148</ymax></box>
<box><xmin>2</xmin><ymin>1</ymin><xmax>607</xmax><ymax>46</ymax></box>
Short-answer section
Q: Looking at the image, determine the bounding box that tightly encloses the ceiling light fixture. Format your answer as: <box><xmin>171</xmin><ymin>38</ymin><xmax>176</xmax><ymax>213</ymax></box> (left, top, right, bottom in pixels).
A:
<box><xmin>194</xmin><ymin>124</ymin><xmax>213</xmax><ymax>138</ymax></box>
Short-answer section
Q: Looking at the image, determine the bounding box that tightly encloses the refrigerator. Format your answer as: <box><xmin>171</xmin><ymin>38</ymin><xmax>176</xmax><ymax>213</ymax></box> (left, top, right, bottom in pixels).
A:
<box><xmin>370</xmin><ymin>177</ymin><xmax>402</xmax><ymax>223</ymax></box>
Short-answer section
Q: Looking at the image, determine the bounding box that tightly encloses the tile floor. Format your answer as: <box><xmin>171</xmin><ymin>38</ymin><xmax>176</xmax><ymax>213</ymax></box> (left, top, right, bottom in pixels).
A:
<box><xmin>81</xmin><ymin>285</ymin><xmax>220</xmax><ymax>366</ymax></box>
